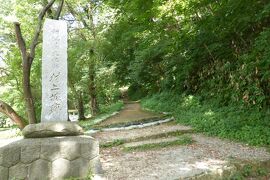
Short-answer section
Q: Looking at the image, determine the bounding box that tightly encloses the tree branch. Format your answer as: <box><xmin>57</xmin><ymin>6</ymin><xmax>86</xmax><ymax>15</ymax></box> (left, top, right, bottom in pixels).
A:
<box><xmin>55</xmin><ymin>0</ymin><xmax>64</xmax><ymax>20</ymax></box>
<box><xmin>14</xmin><ymin>22</ymin><xmax>27</xmax><ymax>60</ymax></box>
<box><xmin>29</xmin><ymin>0</ymin><xmax>57</xmax><ymax>65</ymax></box>
<box><xmin>66</xmin><ymin>1</ymin><xmax>91</xmax><ymax>30</ymax></box>
<box><xmin>0</xmin><ymin>100</ymin><xmax>26</xmax><ymax>130</ymax></box>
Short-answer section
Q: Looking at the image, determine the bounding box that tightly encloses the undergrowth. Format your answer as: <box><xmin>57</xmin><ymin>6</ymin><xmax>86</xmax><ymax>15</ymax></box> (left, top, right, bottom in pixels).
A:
<box><xmin>226</xmin><ymin>161</ymin><xmax>270</xmax><ymax>180</ymax></box>
<box><xmin>141</xmin><ymin>92</ymin><xmax>270</xmax><ymax>146</ymax></box>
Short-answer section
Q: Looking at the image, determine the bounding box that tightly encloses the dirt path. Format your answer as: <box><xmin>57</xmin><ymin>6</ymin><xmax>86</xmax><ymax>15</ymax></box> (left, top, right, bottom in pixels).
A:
<box><xmin>96</xmin><ymin>102</ymin><xmax>161</xmax><ymax>127</ymax></box>
<box><xmin>90</xmin><ymin>102</ymin><xmax>270</xmax><ymax>180</ymax></box>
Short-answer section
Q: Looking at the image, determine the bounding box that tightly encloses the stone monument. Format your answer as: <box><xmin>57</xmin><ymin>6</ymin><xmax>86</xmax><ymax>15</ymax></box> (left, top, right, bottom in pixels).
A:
<box><xmin>0</xmin><ymin>19</ymin><xmax>102</xmax><ymax>179</ymax></box>
<box><xmin>41</xmin><ymin>19</ymin><xmax>68</xmax><ymax>122</ymax></box>
<box><xmin>23</xmin><ymin>18</ymin><xmax>83</xmax><ymax>138</ymax></box>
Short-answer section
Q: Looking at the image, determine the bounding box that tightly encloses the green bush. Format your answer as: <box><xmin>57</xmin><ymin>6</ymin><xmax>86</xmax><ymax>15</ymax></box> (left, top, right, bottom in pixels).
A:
<box><xmin>141</xmin><ymin>92</ymin><xmax>270</xmax><ymax>146</ymax></box>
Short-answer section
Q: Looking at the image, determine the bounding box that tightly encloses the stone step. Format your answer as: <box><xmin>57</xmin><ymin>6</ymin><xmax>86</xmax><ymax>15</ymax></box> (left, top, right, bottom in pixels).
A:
<box><xmin>86</xmin><ymin>117</ymin><xmax>180</xmax><ymax>134</ymax></box>
<box><xmin>92</xmin><ymin>123</ymin><xmax>193</xmax><ymax>145</ymax></box>
<box><xmin>123</xmin><ymin>136</ymin><xmax>180</xmax><ymax>148</ymax></box>
<box><xmin>122</xmin><ymin>135</ymin><xmax>194</xmax><ymax>151</ymax></box>
<box><xmin>92</xmin><ymin>115</ymin><xmax>171</xmax><ymax>129</ymax></box>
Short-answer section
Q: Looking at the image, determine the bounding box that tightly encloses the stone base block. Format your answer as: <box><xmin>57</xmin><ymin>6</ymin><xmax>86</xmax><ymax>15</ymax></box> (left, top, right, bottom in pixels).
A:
<box><xmin>0</xmin><ymin>136</ymin><xmax>102</xmax><ymax>180</ymax></box>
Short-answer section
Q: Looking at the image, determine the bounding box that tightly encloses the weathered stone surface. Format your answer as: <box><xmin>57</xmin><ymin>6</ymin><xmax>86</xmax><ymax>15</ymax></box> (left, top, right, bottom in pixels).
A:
<box><xmin>40</xmin><ymin>138</ymin><xmax>61</xmax><ymax>161</ymax></box>
<box><xmin>0</xmin><ymin>136</ymin><xmax>101</xmax><ymax>179</ymax></box>
<box><xmin>0</xmin><ymin>166</ymin><xmax>8</xmax><ymax>180</ymax></box>
<box><xmin>9</xmin><ymin>162</ymin><xmax>28</xmax><ymax>179</ymax></box>
<box><xmin>21</xmin><ymin>144</ymin><xmax>40</xmax><ymax>164</ymax></box>
<box><xmin>0</xmin><ymin>144</ymin><xmax>20</xmax><ymax>167</ymax></box>
<box><xmin>89</xmin><ymin>156</ymin><xmax>103</xmax><ymax>175</ymax></box>
<box><xmin>60</xmin><ymin>141</ymin><xmax>81</xmax><ymax>160</ymax></box>
<box><xmin>52</xmin><ymin>158</ymin><xmax>71</xmax><ymax>179</ymax></box>
<box><xmin>70</xmin><ymin>158</ymin><xmax>90</xmax><ymax>177</ymax></box>
<box><xmin>41</xmin><ymin>18</ymin><xmax>68</xmax><ymax>122</ymax></box>
<box><xmin>22</xmin><ymin>122</ymin><xmax>84</xmax><ymax>138</ymax></box>
<box><xmin>29</xmin><ymin>159</ymin><xmax>51</xmax><ymax>180</ymax></box>
<box><xmin>81</xmin><ymin>139</ymin><xmax>99</xmax><ymax>159</ymax></box>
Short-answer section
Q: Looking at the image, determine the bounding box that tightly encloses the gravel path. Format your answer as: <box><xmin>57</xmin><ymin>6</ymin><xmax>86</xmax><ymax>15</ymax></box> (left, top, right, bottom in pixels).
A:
<box><xmin>100</xmin><ymin>146</ymin><xmax>231</xmax><ymax>180</ymax></box>
<box><xmin>99</xmin><ymin>133</ymin><xmax>270</xmax><ymax>180</ymax></box>
<box><xmin>191</xmin><ymin>134</ymin><xmax>270</xmax><ymax>161</ymax></box>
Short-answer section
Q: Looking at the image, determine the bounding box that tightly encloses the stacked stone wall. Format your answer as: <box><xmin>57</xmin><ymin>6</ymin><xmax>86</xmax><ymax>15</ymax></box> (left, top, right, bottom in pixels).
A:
<box><xmin>0</xmin><ymin>136</ymin><xmax>101</xmax><ymax>180</ymax></box>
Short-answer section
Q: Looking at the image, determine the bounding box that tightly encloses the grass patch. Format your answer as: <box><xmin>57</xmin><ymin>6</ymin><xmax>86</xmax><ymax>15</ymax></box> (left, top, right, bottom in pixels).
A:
<box><xmin>79</xmin><ymin>101</ymin><xmax>124</xmax><ymax>130</ymax></box>
<box><xmin>101</xmin><ymin>139</ymin><xmax>126</xmax><ymax>148</ymax></box>
<box><xmin>226</xmin><ymin>160</ymin><xmax>270</xmax><ymax>180</ymax></box>
<box><xmin>141</xmin><ymin>92</ymin><xmax>270</xmax><ymax>146</ymax></box>
<box><xmin>124</xmin><ymin>135</ymin><xmax>193</xmax><ymax>152</ymax></box>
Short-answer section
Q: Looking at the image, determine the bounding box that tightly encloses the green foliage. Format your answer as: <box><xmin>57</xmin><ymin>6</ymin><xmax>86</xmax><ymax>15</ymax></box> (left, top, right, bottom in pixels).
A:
<box><xmin>1</xmin><ymin>0</ymin><xmax>270</xmax><ymax>141</ymax></box>
<box><xmin>227</xmin><ymin>162</ymin><xmax>270</xmax><ymax>179</ymax></box>
<box><xmin>99</xmin><ymin>100</ymin><xmax>124</xmax><ymax>114</ymax></box>
<box><xmin>104</xmin><ymin>0</ymin><xmax>270</xmax><ymax>109</ymax></box>
<box><xmin>142</xmin><ymin>92</ymin><xmax>270</xmax><ymax>146</ymax></box>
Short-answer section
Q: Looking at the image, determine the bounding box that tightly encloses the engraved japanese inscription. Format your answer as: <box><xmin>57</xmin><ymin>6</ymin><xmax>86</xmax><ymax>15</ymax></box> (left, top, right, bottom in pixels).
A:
<box><xmin>41</xmin><ymin>19</ymin><xmax>68</xmax><ymax>122</ymax></box>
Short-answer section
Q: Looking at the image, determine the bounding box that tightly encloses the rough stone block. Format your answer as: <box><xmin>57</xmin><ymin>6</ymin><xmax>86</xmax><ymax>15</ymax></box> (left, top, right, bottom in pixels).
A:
<box><xmin>0</xmin><ymin>144</ymin><xmax>20</xmax><ymax>167</ymax></box>
<box><xmin>52</xmin><ymin>158</ymin><xmax>71</xmax><ymax>179</ymax></box>
<box><xmin>22</xmin><ymin>122</ymin><xmax>84</xmax><ymax>138</ymax></box>
<box><xmin>0</xmin><ymin>166</ymin><xmax>8</xmax><ymax>180</ymax></box>
<box><xmin>70</xmin><ymin>158</ymin><xmax>90</xmax><ymax>177</ymax></box>
<box><xmin>21</xmin><ymin>144</ymin><xmax>40</xmax><ymax>164</ymax></box>
<box><xmin>9</xmin><ymin>162</ymin><xmax>28</xmax><ymax>180</ymax></box>
<box><xmin>81</xmin><ymin>138</ymin><xmax>99</xmax><ymax>159</ymax></box>
<box><xmin>29</xmin><ymin>159</ymin><xmax>51</xmax><ymax>180</ymax></box>
<box><xmin>0</xmin><ymin>136</ymin><xmax>101</xmax><ymax>179</ymax></box>
<box><xmin>40</xmin><ymin>137</ymin><xmax>61</xmax><ymax>161</ymax></box>
<box><xmin>89</xmin><ymin>156</ymin><xmax>103</xmax><ymax>175</ymax></box>
<box><xmin>60</xmin><ymin>140</ymin><xmax>81</xmax><ymax>160</ymax></box>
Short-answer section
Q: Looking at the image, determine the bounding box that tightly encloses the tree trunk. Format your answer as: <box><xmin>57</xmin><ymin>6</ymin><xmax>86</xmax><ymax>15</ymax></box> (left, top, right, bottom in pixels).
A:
<box><xmin>14</xmin><ymin>23</ymin><xmax>37</xmax><ymax>124</ymax></box>
<box><xmin>88</xmin><ymin>64</ymin><xmax>99</xmax><ymax>116</ymax></box>
<box><xmin>78</xmin><ymin>92</ymin><xmax>86</xmax><ymax>120</ymax></box>
<box><xmin>66</xmin><ymin>1</ymin><xmax>100</xmax><ymax>117</ymax></box>
<box><xmin>0</xmin><ymin>100</ymin><xmax>26</xmax><ymax>130</ymax></box>
<box><xmin>22</xmin><ymin>56</ymin><xmax>37</xmax><ymax>124</ymax></box>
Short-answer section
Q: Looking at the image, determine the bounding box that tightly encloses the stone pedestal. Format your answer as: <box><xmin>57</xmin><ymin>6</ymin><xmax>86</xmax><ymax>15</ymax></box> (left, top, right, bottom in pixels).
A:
<box><xmin>22</xmin><ymin>122</ymin><xmax>84</xmax><ymax>138</ymax></box>
<box><xmin>0</xmin><ymin>136</ymin><xmax>102</xmax><ymax>180</ymax></box>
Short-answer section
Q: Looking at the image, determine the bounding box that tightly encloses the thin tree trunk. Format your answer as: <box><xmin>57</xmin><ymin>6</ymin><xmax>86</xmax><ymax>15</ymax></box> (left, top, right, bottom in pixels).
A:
<box><xmin>0</xmin><ymin>100</ymin><xmax>26</xmax><ymax>130</ymax></box>
<box><xmin>88</xmin><ymin>63</ymin><xmax>99</xmax><ymax>116</ymax></box>
<box><xmin>23</xmin><ymin>57</ymin><xmax>37</xmax><ymax>124</ymax></box>
<box><xmin>14</xmin><ymin>23</ymin><xmax>37</xmax><ymax>124</ymax></box>
<box><xmin>78</xmin><ymin>92</ymin><xmax>86</xmax><ymax>120</ymax></box>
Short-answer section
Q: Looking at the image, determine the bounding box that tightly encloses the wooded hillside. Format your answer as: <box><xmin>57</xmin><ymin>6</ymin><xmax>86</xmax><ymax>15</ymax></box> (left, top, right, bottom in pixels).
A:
<box><xmin>0</xmin><ymin>0</ymin><xmax>269</xmax><ymax>145</ymax></box>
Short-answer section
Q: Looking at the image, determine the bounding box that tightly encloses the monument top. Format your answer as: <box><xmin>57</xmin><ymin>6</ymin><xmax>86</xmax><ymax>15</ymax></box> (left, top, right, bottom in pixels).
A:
<box><xmin>41</xmin><ymin>18</ymin><xmax>68</xmax><ymax>122</ymax></box>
